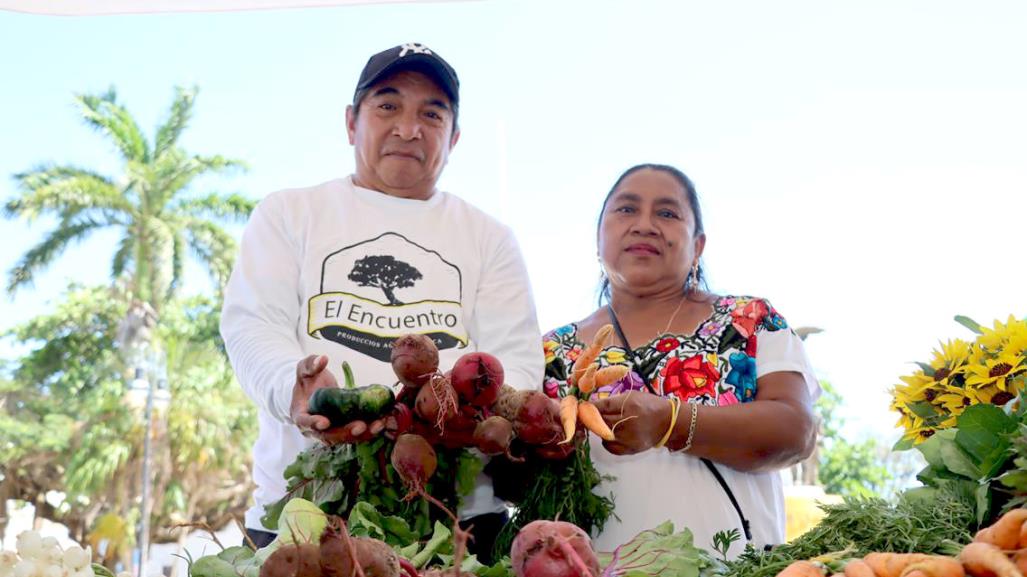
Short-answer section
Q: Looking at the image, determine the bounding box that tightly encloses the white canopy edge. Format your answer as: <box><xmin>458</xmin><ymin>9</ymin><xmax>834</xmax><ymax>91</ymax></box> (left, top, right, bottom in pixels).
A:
<box><xmin>0</xmin><ymin>0</ymin><xmax>473</xmax><ymax>16</ymax></box>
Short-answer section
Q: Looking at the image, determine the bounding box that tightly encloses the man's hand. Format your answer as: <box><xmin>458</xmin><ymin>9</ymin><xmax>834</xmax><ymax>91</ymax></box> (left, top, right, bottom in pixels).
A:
<box><xmin>291</xmin><ymin>355</ymin><xmax>387</xmax><ymax>444</ymax></box>
<box><xmin>590</xmin><ymin>391</ymin><xmax>672</xmax><ymax>455</ymax></box>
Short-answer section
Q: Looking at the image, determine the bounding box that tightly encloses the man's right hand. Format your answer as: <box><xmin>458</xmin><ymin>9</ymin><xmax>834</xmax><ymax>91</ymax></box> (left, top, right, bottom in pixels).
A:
<box><xmin>291</xmin><ymin>355</ymin><xmax>386</xmax><ymax>444</ymax></box>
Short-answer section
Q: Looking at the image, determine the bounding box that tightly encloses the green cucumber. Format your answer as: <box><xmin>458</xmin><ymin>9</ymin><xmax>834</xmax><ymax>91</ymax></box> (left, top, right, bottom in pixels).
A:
<box><xmin>308</xmin><ymin>362</ymin><xmax>396</xmax><ymax>426</ymax></box>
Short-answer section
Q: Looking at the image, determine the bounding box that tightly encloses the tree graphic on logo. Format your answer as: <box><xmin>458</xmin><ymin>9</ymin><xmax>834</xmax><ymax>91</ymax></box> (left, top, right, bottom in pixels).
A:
<box><xmin>348</xmin><ymin>255</ymin><xmax>423</xmax><ymax>305</ymax></box>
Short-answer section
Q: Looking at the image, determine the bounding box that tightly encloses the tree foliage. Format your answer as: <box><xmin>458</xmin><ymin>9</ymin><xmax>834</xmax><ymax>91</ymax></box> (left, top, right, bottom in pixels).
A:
<box><xmin>4</xmin><ymin>86</ymin><xmax>255</xmax><ymax>311</ymax></box>
<box><xmin>0</xmin><ymin>285</ymin><xmax>256</xmax><ymax>562</ymax></box>
<box><xmin>816</xmin><ymin>381</ymin><xmax>892</xmax><ymax>497</ymax></box>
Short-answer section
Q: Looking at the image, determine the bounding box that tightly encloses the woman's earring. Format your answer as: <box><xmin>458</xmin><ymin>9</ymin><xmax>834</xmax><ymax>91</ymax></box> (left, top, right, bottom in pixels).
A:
<box><xmin>687</xmin><ymin>264</ymin><xmax>699</xmax><ymax>292</ymax></box>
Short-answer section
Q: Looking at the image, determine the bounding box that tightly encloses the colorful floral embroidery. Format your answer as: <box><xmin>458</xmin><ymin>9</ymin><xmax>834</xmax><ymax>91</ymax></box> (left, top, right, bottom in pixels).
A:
<box><xmin>659</xmin><ymin>354</ymin><xmax>720</xmax><ymax>400</ymax></box>
<box><xmin>541</xmin><ymin>296</ymin><xmax>789</xmax><ymax>406</ymax></box>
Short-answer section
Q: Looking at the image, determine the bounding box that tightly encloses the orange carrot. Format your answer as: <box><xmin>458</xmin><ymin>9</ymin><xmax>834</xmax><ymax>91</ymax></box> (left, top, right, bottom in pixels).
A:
<box><xmin>959</xmin><ymin>542</ymin><xmax>1022</xmax><ymax>577</ymax></box>
<box><xmin>578</xmin><ymin>364</ymin><xmax>599</xmax><ymax>395</ymax></box>
<box><xmin>864</xmin><ymin>553</ymin><xmax>932</xmax><ymax>577</ymax></box>
<box><xmin>559</xmin><ymin>395</ymin><xmax>579</xmax><ymax>444</ymax></box>
<box><xmin>901</xmin><ymin>556</ymin><xmax>964</xmax><ymax>577</ymax></box>
<box><xmin>577</xmin><ymin>400</ymin><xmax>615</xmax><ymax>441</ymax></box>
<box><xmin>594</xmin><ymin>365</ymin><xmax>630</xmax><ymax>388</ymax></box>
<box><xmin>571</xmin><ymin>325</ymin><xmax>613</xmax><ymax>384</ymax></box>
<box><xmin>976</xmin><ymin>509</ymin><xmax>1027</xmax><ymax>550</ymax></box>
<box><xmin>776</xmin><ymin>560</ymin><xmax>826</xmax><ymax>577</ymax></box>
<box><xmin>844</xmin><ymin>559</ymin><xmax>876</xmax><ymax>577</ymax></box>
<box><xmin>1012</xmin><ymin>550</ymin><xmax>1027</xmax><ymax>576</ymax></box>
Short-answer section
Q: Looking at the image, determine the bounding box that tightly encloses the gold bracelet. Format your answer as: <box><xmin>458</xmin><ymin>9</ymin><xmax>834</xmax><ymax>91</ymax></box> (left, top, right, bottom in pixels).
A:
<box><xmin>680</xmin><ymin>402</ymin><xmax>699</xmax><ymax>453</ymax></box>
<box><xmin>654</xmin><ymin>396</ymin><xmax>680</xmax><ymax>449</ymax></box>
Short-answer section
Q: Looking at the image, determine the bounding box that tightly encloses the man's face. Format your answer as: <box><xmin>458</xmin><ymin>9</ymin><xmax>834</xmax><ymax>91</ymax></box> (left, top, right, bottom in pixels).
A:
<box><xmin>346</xmin><ymin>70</ymin><xmax>460</xmax><ymax>200</ymax></box>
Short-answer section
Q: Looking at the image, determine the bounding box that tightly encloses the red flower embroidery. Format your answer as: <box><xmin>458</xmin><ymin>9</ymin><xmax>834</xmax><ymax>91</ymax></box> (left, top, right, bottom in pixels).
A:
<box><xmin>659</xmin><ymin>354</ymin><xmax>720</xmax><ymax>400</ymax></box>
<box><xmin>731</xmin><ymin>300</ymin><xmax>769</xmax><ymax>339</ymax></box>
<box><xmin>656</xmin><ymin>337</ymin><xmax>679</xmax><ymax>353</ymax></box>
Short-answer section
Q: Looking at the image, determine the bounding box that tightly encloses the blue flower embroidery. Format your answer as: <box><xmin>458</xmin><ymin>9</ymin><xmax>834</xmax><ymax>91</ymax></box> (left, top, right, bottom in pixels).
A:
<box><xmin>725</xmin><ymin>352</ymin><xmax>757</xmax><ymax>402</ymax></box>
<box><xmin>764</xmin><ymin>313</ymin><xmax>787</xmax><ymax>331</ymax></box>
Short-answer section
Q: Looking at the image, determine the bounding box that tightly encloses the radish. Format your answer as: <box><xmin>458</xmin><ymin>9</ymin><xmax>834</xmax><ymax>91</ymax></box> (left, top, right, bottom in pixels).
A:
<box><xmin>510</xmin><ymin>520</ymin><xmax>600</xmax><ymax>577</ymax></box>
<box><xmin>450</xmin><ymin>352</ymin><xmax>504</xmax><ymax>407</ymax></box>
<box><xmin>391</xmin><ymin>334</ymin><xmax>439</xmax><ymax>389</ymax></box>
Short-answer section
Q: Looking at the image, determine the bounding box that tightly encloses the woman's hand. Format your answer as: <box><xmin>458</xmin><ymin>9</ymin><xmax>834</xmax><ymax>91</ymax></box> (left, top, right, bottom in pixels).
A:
<box><xmin>589</xmin><ymin>391</ymin><xmax>673</xmax><ymax>455</ymax></box>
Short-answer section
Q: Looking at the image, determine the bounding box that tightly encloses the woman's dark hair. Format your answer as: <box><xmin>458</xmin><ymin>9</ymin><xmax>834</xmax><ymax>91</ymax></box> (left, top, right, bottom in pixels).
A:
<box><xmin>597</xmin><ymin>163</ymin><xmax>707</xmax><ymax>305</ymax></box>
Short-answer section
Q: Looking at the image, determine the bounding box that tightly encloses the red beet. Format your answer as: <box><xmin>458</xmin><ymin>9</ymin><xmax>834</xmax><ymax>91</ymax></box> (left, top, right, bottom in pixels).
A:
<box><xmin>511</xmin><ymin>520</ymin><xmax>600</xmax><ymax>577</ymax></box>
<box><xmin>391</xmin><ymin>334</ymin><xmax>439</xmax><ymax>389</ymax></box>
<box><xmin>450</xmin><ymin>352</ymin><xmax>505</xmax><ymax>407</ymax></box>
<box><xmin>514</xmin><ymin>391</ymin><xmax>563</xmax><ymax>445</ymax></box>
<box><xmin>415</xmin><ymin>374</ymin><xmax>458</xmax><ymax>430</ymax></box>
<box><xmin>474</xmin><ymin>416</ymin><xmax>515</xmax><ymax>456</ymax></box>
<box><xmin>390</xmin><ymin>433</ymin><xmax>437</xmax><ymax>493</ymax></box>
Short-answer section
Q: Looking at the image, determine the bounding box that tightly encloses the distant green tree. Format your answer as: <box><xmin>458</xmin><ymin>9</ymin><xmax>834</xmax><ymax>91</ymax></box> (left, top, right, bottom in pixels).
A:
<box><xmin>816</xmin><ymin>381</ymin><xmax>891</xmax><ymax>497</ymax></box>
<box><xmin>0</xmin><ymin>286</ymin><xmax>255</xmax><ymax>568</ymax></box>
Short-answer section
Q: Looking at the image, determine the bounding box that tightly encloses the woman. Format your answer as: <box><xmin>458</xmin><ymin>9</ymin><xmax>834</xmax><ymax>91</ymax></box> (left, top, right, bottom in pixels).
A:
<box><xmin>542</xmin><ymin>164</ymin><xmax>819</xmax><ymax>557</ymax></box>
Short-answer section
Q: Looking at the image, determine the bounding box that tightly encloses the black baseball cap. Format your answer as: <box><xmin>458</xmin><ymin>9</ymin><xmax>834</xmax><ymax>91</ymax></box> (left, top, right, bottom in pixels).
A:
<box><xmin>353</xmin><ymin>43</ymin><xmax>460</xmax><ymax>107</ymax></box>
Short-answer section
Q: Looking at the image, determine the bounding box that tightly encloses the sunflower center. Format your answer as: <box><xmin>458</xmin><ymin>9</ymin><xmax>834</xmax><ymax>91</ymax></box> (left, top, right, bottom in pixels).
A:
<box><xmin>919</xmin><ymin>429</ymin><xmax>935</xmax><ymax>439</ymax></box>
<box><xmin>991</xmin><ymin>391</ymin><xmax>1015</xmax><ymax>406</ymax></box>
<box><xmin>991</xmin><ymin>363</ymin><xmax>1013</xmax><ymax>377</ymax></box>
<box><xmin>924</xmin><ymin>389</ymin><xmax>937</xmax><ymax>402</ymax></box>
<box><xmin>934</xmin><ymin>368</ymin><xmax>951</xmax><ymax>381</ymax></box>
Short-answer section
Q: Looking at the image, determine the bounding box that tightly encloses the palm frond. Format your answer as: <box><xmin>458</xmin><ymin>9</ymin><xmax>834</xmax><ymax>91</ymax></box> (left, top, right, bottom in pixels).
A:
<box><xmin>152</xmin><ymin>154</ymin><xmax>248</xmax><ymax>209</ymax></box>
<box><xmin>154</xmin><ymin>86</ymin><xmax>197</xmax><ymax>158</ymax></box>
<box><xmin>111</xmin><ymin>231</ymin><xmax>135</xmax><ymax>282</ymax></box>
<box><xmin>75</xmin><ymin>89</ymin><xmax>150</xmax><ymax>162</ymax></box>
<box><xmin>8</xmin><ymin>164</ymin><xmax>128</xmax><ymax>220</ymax></box>
<box><xmin>7</xmin><ymin>217</ymin><xmax>108</xmax><ymax>294</ymax></box>
<box><xmin>185</xmin><ymin>219</ymin><xmax>238</xmax><ymax>289</ymax></box>
<box><xmin>174</xmin><ymin>192</ymin><xmax>256</xmax><ymax>222</ymax></box>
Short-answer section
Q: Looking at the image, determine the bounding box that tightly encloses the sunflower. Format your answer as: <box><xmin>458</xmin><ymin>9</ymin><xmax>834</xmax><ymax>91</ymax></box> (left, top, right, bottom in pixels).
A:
<box><xmin>965</xmin><ymin>348</ymin><xmax>1026</xmax><ymax>391</ymax></box>
<box><xmin>977</xmin><ymin>315</ymin><xmax>1027</xmax><ymax>353</ymax></box>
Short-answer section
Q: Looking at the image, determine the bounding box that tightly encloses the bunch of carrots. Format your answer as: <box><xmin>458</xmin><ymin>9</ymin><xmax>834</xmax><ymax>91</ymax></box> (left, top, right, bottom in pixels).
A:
<box><xmin>558</xmin><ymin>325</ymin><xmax>630</xmax><ymax>444</ymax></box>
<box><xmin>776</xmin><ymin>509</ymin><xmax>1027</xmax><ymax>577</ymax></box>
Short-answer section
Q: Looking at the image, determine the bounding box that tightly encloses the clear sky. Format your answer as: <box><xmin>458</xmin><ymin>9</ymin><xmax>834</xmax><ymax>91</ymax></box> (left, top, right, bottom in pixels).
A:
<box><xmin>2</xmin><ymin>0</ymin><xmax>1026</xmax><ymax>442</ymax></box>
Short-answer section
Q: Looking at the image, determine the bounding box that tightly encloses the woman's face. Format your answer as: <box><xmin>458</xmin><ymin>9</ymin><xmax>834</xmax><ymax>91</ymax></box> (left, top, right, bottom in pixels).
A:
<box><xmin>598</xmin><ymin>169</ymin><xmax>706</xmax><ymax>296</ymax></box>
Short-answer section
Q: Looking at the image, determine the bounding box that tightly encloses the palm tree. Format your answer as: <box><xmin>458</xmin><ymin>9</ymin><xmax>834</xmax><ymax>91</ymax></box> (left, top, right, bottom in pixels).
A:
<box><xmin>4</xmin><ymin>86</ymin><xmax>254</xmax><ymax>313</ymax></box>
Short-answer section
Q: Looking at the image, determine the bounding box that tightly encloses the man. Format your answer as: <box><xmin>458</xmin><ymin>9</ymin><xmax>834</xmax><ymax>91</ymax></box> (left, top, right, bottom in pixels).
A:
<box><xmin>220</xmin><ymin>43</ymin><xmax>544</xmax><ymax>562</ymax></box>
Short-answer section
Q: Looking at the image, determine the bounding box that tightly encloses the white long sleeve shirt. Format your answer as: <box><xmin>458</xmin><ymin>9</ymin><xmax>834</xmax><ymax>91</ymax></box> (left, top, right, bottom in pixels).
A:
<box><xmin>220</xmin><ymin>176</ymin><xmax>544</xmax><ymax>531</ymax></box>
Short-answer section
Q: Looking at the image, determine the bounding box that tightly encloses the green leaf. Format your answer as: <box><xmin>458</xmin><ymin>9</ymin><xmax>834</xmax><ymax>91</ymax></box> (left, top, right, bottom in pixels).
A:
<box><xmin>939</xmin><ymin>442</ymin><xmax>980</xmax><ymax>479</ymax></box>
<box><xmin>955</xmin><ymin>404</ymin><xmax>1017</xmax><ymax>477</ymax></box>
<box><xmin>601</xmin><ymin>521</ymin><xmax>705</xmax><ymax>577</ymax></box>
<box><xmin>893</xmin><ymin>436</ymin><xmax>915</xmax><ymax>451</ymax></box>
<box><xmin>954</xmin><ymin>315</ymin><xmax>984</xmax><ymax>335</ymax></box>
<box><xmin>456</xmin><ymin>449</ymin><xmax>484</xmax><ymax>497</ymax></box>
<box><xmin>976</xmin><ymin>483</ymin><xmax>992</xmax><ymax>526</ymax></box>
<box><xmin>907</xmin><ymin>401</ymin><xmax>939</xmax><ymax>420</ymax></box>
<box><xmin>999</xmin><ymin>470</ymin><xmax>1027</xmax><ymax>491</ymax></box>
<box><xmin>914</xmin><ymin>429</ymin><xmax>950</xmax><ymax>470</ymax></box>
<box><xmin>412</xmin><ymin>521</ymin><xmax>453</xmax><ymax>569</ymax></box>
<box><xmin>915</xmin><ymin>363</ymin><xmax>937</xmax><ymax>377</ymax></box>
